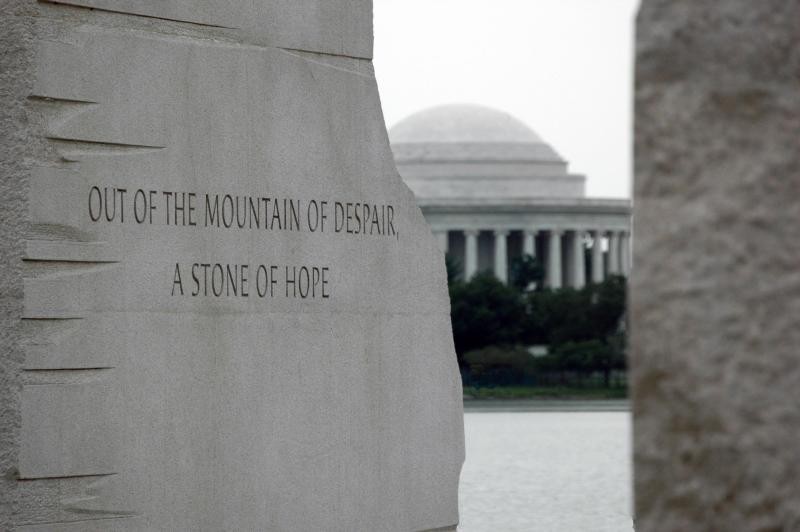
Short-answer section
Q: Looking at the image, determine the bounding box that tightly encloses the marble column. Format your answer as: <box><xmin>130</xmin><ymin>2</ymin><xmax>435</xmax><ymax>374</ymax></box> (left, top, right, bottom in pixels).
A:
<box><xmin>608</xmin><ymin>231</ymin><xmax>621</xmax><ymax>275</ymax></box>
<box><xmin>523</xmin><ymin>229</ymin><xmax>538</xmax><ymax>258</ymax></box>
<box><xmin>571</xmin><ymin>231</ymin><xmax>586</xmax><ymax>289</ymax></box>
<box><xmin>591</xmin><ymin>230</ymin><xmax>604</xmax><ymax>284</ymax></box>
<box><xmin>464</xmin><ymin>229</ymin><xmax>479</xmax><ymax>280</ymax></box>
<box><xmin>619</xmin><ymin>231</ymin><xmax>631</xmax><ymax>276</ymax></box>
<box><xmin>494</xmin><ymin>230</ymin><xmax>509</xmax><ymax>284</ymax></box>
<box><xmin>547</xmin><ymin>230</ymin><xmax>563</xmax><ymax>289</ymax></box>
<box><xmin>434</xmin><ymin>230</ymin><xmax>448</xmax><ymax>254</ymax></box>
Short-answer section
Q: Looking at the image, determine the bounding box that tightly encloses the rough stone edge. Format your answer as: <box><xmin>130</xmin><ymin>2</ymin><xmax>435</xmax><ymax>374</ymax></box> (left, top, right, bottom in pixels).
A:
<box><xmin>1</xmin><ymin>1</ymin><xmax>38</xmax><ymax>529</ymax></box>
<box><xmin>370</xmin><ymin>18</ymin><xmax>466</xmax><ymax>529</ymax></box>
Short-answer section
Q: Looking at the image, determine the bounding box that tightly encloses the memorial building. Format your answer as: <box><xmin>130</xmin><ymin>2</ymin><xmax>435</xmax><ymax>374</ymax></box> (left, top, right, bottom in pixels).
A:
<box><xmin>390</xmin><ymin>104</ymin><xmax>632</xmax><ymax>288</ymax></box>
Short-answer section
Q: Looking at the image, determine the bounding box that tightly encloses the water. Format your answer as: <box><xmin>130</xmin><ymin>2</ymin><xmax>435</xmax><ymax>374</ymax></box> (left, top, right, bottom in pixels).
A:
<box><xmin>459</xmin><ymin>409</ymin><xmax>634</xmax><ymax>532</ymax></box>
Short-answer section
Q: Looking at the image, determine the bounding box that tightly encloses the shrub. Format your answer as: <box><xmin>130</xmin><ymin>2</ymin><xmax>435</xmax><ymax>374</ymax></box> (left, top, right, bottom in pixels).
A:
<box><xmin>462</xmin><ymin>346</ymin><xmax>536</xmax><ymax>386</ymax></box>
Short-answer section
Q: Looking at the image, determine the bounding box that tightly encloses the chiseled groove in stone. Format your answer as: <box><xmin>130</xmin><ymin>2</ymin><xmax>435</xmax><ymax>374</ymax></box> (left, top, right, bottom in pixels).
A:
<box><xmin>29</xmin><ymin>97</ymin><xmax>166</xmax><ymax>162</ymax></box>
<box><xmin>21</xmin><ymin>317</ymin><xmax>114</xmax><ymax>371</ymax></box>
<box><xmin>23</xmin><ymin>264</ymin><xmax>120</xmax><ymax>319</ymax></box>
<box><xmin>35</xmin><ymin>1</ymin><xmax>373</xmax><ymax>60</ymax></box>
<box><xmin>21</xmin><ymin>316</ymin><xmax>83</xmax><ymax>321</ymax></box>
<box><xmin>28</xmin><ymin>95</ymin><xmax>98</xmax><ymax>105</ymax></box>
<box><xmin>41</xmin><ymin>0</ymin><xmax>237</xmax><ymax>29</ymax></box>
<box><xmin>61</xmin><ymin>508</ymin><xmax>138</xmax><ymax>518</ymax></box>
<box><xmin>47</xmin><ymin>138</ymin><xmax>166</xmax><ymax>155</ymax></box>
<box><xmin>23</xmin><ymin>258</ymin><xmax>121</xmax><ymax>266</ymax></box>
<box><xmin>28</xmin><ymin>224</ymin><xmax>97</xmax><ymax>243</ymax></box>
<box><xmin>21</xmin><ymin>315</ymin><xmax>85</xmax><ymax>321</ymax></box>
<box><xmin>24</xmin><ymin>240</ymin><xmax>120</xmax><ymax>264</ymax></box>
<box><xmin>22</xmin><ymin>369</ymin><xmax>115</xmax><ymax>385</ymax></box>
<box><xmin>62</xmin><ymin>500</ymin><xmax>138</xmax><ymax>518</ymax></box>
<box><xmin>19</xmin><ymin>383</ymin><xmax>119</xmax><ymax>479</ymax></box>
<box><xmin>30</xmin><ymin>98</ymin><xmax>99</xmax><ymax>137</ymax></box>
<box><xmin>23</xmin><ymin>261</ymin><xmax>121</xmax><ymax>278</ymax></box>
<box><xmin>15</xmin><ymin>457</ymin><xmax>135</xmax><ymax>523</ymax></box>
<box><xmin>22</xmin><ymin>305</ymin><xmax>85</xmax><ymax>321</ymax></box>
<box><xmin>41</xmin><ymin>20</ymin><xmax>375</xmax><ymax>63</ymax></box>
<box><xmin>16</xmin><ymin>515</ymin><xmax>142</xmax><ymax>532</ymax></box>
<box><xmin>62</xmin><ymin>482</ymin><xmax>138</xmax><ymax>517</ymax></box>
<box><xmin>17</xmin><ymin>472</ymin><xmax>117</xmax><ymax>482</ymax></box>
<box><xmin>281</xmin><ymin>48</ymin><xmax>376</xmax><ymax>79</ymax></box>
<box><xmin>29</xmin><ymin>78</ymin><xmax>168</xmax><ymax>154</ymax></box>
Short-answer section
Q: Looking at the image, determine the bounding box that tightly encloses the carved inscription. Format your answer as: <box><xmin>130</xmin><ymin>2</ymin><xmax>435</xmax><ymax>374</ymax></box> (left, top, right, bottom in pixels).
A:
<box><xmin>170</xmin><ymin>263</ymin><xmax>330</xmax><ymax>300</ymax></box>
<box><xmin>87</xmin><ymin>185</ymin><xmax>399</xmax><ymax>299</ymax></box>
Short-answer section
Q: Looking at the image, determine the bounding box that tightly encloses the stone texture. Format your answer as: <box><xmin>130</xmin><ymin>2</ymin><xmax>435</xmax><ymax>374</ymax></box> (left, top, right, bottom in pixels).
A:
<box><xmin>0</xmin><ymin>1</ymin><xmax>463</xmax><ymax>530</ymax></box>
<box><xmin>41</xmin><ymin>0</ymin><xmax>373</xmax><ymax>58</ymax></box>
<box><xmin>632</xmin><ymin>1</ymin><xmax>800</xmax><ymax>530</ymax></box>
<box><xmin>20</xmin><ymin>383</ymin><xmax>119</xmax><ymax>478</ymax></box>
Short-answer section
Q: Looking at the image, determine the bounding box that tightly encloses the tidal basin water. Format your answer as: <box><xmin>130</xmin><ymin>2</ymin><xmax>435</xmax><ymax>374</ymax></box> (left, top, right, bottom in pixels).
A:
<box><xmin>459</xmin><ymin>406</ymin><xmax>634</xmax><ymax>532</ymax></box>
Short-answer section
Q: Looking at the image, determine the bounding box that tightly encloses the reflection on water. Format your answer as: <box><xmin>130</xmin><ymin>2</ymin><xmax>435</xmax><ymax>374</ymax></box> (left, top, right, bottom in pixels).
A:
<box><xmin>459</xmin><ymin>409</ymin><xmax>634</xmax><ymax>532</ymax></box>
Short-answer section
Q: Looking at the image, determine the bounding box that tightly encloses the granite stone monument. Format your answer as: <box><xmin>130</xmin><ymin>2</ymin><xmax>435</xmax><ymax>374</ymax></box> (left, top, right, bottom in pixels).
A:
<box><xmin>633</xmin><ymin>1</ymin><xmax>800</xmax><ymax>530</ymax></box>
<box><xmin>0</xmin><ymin>1</ymin><xmax>464</xmax><ymax>530</ymax></box>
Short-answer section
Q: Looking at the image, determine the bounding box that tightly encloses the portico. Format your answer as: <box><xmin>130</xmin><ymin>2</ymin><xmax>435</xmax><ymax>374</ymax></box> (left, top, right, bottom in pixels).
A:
<box><xmin>390</xmin><ymin>104</ymin><xmax>633</xmax><ymax>288</ymax></box>
<box><xmin>433</xmin><ymin>224</ymin><xmax>631</xmax><ymax>289</ymax></box>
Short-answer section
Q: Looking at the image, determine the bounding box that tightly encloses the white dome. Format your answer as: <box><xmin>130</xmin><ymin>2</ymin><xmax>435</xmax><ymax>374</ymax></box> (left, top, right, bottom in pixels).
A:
<box><xmin>389</xmin><ymin>104</ymin><xmax>542</xmax><ymax>144</ymax></box>
<box><xmin>390</xmin><ymin>104</ymin><xmax>564</xmax><ymax>165</ymax></box>
<box><xmin>389</xmin><ymin>104</ymin><xmax>586</xmax><ymax>200</ymax></box>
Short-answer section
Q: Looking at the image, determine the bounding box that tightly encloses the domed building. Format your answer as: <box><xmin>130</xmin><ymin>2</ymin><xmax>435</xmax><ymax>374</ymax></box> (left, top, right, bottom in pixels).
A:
<box><xmin>389</xmin><ymin>104</ymin><xmax>632</xmax><ymax>289</ymax></box>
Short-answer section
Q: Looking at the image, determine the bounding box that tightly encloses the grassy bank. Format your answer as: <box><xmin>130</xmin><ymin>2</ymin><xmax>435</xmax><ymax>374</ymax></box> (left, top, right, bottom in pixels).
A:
<box><xmin>463</xmin><ymin>385</ymin><xmax>628</xmax><ymax>400</ymax></box>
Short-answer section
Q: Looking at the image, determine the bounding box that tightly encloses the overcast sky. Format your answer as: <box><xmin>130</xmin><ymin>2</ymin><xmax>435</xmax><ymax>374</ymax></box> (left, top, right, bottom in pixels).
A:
<box><xmin>373</xmin><ymin>0</ymin><xmax>639</xmax><ymax>199</ymax></box>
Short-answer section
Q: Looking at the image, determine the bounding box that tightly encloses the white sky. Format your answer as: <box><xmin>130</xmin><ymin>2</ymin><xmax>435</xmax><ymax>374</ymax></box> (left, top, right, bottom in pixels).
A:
<box><xmin>373</xmin><ymin>0</ymin><xmax>640</xmax><ymax>199</ymax></box>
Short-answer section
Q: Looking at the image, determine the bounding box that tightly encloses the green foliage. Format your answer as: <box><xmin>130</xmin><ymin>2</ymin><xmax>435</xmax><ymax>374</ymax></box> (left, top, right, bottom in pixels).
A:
<box><xmin>549</xmin><ymin>340</ymin><xmax>616</xmax><ymax>372</ymax></box>
<box><xmin>444</xmin><ymin>253</ymin><xmax>461</xmax><ymax>285</ymax></box>
<box><xmin>509</xmin><ymin>254</ymin><xmax>544</xmax><ymax>291</ymax></box>
<box><xmin>463</xmin><ymin>345</ymin><xmax>537</xmax><ymax>385</ymax></box>
<box><xmin>449</xmin><ymin>273</ymin><xmax>527</xmax><ymax>359</ymax></box>
<box><xmin>448</xmin><ymin>269</ymin><xmax>628</xmax><ymax>388</ymax></box>
<box><xmin>522</xmin><ymin>274</ymin><xmax>627</xmax><ymax>347</ymax></box>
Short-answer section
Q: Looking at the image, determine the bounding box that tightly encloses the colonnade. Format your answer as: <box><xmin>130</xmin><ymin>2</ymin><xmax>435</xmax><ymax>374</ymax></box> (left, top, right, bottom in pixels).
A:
<box><xmin>434</xmin><ymin>228</ymin><xmax>631</xmax><ymax>289</ymax></box>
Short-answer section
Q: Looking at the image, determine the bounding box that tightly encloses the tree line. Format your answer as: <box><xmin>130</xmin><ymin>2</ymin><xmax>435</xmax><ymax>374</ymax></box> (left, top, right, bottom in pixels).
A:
<box><xmin>446</xmin><ymin>255</ymin><xmax>627</xmax><ymax>389</ymax></box>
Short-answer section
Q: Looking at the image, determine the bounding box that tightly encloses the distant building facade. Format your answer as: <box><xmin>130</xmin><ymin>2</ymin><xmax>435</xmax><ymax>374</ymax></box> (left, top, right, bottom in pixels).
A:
<box><xmin>389</xmin><ymin>104</ymin><xmax>632</xmax><ymax>288</ymax></box>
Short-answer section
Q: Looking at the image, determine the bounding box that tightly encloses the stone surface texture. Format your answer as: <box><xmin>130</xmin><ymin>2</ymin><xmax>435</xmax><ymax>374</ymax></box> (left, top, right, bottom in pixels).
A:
<box><xmin>632</xmin><ymin>1</ymin><xmax>800</xmax><ymax>530</ymax></box>
<box><xmin>0</xmin><ymin>1</ymin><xmax>464</xmax><ymax>530</ymax></box>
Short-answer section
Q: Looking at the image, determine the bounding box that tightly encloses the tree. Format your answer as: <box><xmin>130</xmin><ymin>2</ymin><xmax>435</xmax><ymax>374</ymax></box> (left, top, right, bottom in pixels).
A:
<box><xmin>449</xmin><ymin>272</ymin><xmax>527</xmax><ymax>360</ymax></box>
<box><xmin>446</xmin><ymin>262</ymin><xmax>628</xmax><ymax>387</ymax></box>
<box><xmin>522</xmin><ymin>275</ymin><xmax>627</xmax><ymax>347</ymax></box>
<box><xmin>585</xmin><ymin>274</ymin><xmax>627</xmax><ymax>340</ymax></box>
<box><xmin>509</xmin><ymin>254</ymin><xmax>544</xmax><ymax>292</ymax></box>
<box><xmin>444</xmin><ymin>253</ymin><xmax>461</xmax><ymax>285</ymax></box>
